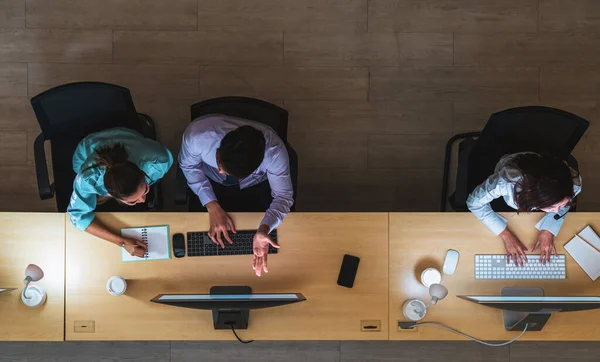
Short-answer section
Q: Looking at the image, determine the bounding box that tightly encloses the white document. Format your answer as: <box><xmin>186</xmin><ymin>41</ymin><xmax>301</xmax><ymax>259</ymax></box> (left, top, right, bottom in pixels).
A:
<box><xmin>120</xmin><ymin>225</ymin><xmax>171</xmax><ymax>262</ymax></box>
<box><xmin>564</xmin><ymin>235</ymin><xmax>600</xmax><ymax>281</ymax></box>
<box><xmin>577</xmin><ymin>225</ymin><xmax>600</xmax><ymax>251</ymax></box>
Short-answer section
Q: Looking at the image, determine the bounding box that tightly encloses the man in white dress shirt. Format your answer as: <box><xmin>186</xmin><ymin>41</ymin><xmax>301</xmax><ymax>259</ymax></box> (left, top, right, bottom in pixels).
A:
<box><xmin>179</xmin><ymin>114</ymin><xmax>294</xmax><ymax>276</ymax></box>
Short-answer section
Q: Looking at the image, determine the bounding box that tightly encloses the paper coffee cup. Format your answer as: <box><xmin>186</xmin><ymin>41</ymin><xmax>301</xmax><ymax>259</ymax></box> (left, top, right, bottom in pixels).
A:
<box><xmin>421</xmin><ymin>268</ymin><xmax>442</xmax><ymax>288</ymax></box>
<box><xmin>106</xmin><ymin>276</ymin><xmax>127</xmax><ymax>296</ymax></box>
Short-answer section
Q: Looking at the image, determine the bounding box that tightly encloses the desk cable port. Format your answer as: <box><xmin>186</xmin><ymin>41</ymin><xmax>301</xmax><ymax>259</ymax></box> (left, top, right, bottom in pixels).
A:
<box><xmin>398</xmin><ymin>321</ymin><xmax>417</xmax><ymax>330</ymax></box>
<box><xmin>360</xmin><ymin>320</ymin><xmax>381</xmax><ymax>332</ymax></box>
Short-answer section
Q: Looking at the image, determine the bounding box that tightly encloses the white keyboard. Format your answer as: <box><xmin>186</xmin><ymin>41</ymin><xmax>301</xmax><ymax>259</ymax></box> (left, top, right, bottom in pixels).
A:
<box><xmin>474</xmin><ymin>254</ymin><xmax>566</xmax><ymax>280</ymax></box>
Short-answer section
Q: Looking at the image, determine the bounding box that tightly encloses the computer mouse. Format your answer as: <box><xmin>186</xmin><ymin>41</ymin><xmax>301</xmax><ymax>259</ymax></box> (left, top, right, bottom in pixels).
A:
<box><xmin>443</xmin><ymin>249</ymin><xmax>459</xmax><ymax>275</ymax></box>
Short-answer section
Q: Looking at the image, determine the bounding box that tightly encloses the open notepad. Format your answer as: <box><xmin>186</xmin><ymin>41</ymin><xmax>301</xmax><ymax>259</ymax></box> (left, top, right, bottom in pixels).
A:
<box><xmin>120</xmin><ymin>225</ymin><xmax>171</xmax><ymax>262</ymax></box>
<box><xmin>564</xmin><ymin>226</ymin><xmax>600</xmax><ymax>281</ymax></box>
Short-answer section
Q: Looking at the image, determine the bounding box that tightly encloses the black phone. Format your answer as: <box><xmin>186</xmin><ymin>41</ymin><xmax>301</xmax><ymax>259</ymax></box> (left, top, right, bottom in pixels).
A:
<box><xmin>172</xmin><ymin>233</ymin><xmax>185</xmax><ymax>258</ymax></box>
<box><xmin>337</xmin><ymin>254</ymin><xmax>360</xmax><ymax>288</ymax></box>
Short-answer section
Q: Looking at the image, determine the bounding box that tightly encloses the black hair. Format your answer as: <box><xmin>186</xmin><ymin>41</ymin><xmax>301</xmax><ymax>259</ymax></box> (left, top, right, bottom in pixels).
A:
<box><xmin>217</xmin><ymin>126</ymin><xmax>266</xmax><ymax>178</ymax></box>
<box><xmin>509</xmin><ymin>153</ymin><xmax>577</xmax><ymax>212</ymax></box>
<box><xmin>84</xmin><ymin>143</ymin><xmax>146</xmax><ymax>200</ymax></box>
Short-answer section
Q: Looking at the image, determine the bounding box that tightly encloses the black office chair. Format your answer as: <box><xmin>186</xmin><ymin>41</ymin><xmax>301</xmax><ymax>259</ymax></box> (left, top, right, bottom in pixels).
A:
<box><xmin>175</xmin><ymin>96</ymin><xmax>298</xmax><ymax>211</ymax></box>
<box><xmin>441</xmin><ymin>106</ymin><xmax>589</xmax><ymax>212</ymax></box>
<box><xmin>31</xmin><ymin>81</ymin><xmax>162</xmax><ymax>212</ymax></box>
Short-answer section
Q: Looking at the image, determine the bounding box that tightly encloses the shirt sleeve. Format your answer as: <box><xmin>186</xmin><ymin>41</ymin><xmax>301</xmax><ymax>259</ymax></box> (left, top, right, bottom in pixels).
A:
<box><xmin>467</xmin><ymin>173</ymin><xmax>511</xmax><ymax>236</ymax></box>
<box><xmin>535</xmin><ymin>207</ymin><xmax>569</xmax><ymax>236</ymax></box>
<box><xmin>535</xmin><ymin>175</ymin><xmax>583</xmax><ymax>236</ymax></box>
<box><xmin>178</xmin><ymin>128</ymin><xmax>217</xmax><ymax>206</ymax></box>
<box><xmin>259</xmin><ymin>146</ymin><xmax>294</xmax><ymax>232</ymax></box>
<box><xmin>67</xmin><ymin>173</ymin><xmax>99</xmax><ymax>231</ymax></box>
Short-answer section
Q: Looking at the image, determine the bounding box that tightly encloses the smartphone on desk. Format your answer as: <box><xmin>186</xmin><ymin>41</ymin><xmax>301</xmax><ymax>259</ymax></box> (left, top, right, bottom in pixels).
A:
<box><xmin>172</xmin><ymin>233</ymin><xmax>185</xmax><ymax>258</ymax></box>
<box><xmin>337</xmin><ymin>254</ymin><xmax>360</xmax><ymax>288</ymax></box>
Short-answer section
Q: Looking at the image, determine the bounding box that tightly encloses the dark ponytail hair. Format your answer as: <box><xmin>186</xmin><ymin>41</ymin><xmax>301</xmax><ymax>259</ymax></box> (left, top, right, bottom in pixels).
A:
<box><xmin>510</xmin><ymin>153</ymin><xmax>577</xmax><ymax>212</ymax></box>
<box><xmin>85</xmin><ymin>143</ymin><xmax>146</xmax><ymax>199</ymax></box>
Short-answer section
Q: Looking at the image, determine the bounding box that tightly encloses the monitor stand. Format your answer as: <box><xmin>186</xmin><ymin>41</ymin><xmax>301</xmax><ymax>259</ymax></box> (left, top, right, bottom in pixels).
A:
<box><xmin>210</xmin><ymin>286</ymin><xmax>251</xmax><ymax>330</ymax></box>
<box><xmin>502</xmin><ymin>287</ymin><xmax>551</xmax><ymax>332</ymax></box>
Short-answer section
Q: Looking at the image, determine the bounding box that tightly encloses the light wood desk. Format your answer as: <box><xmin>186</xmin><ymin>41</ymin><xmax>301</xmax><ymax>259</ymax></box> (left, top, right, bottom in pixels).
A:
<box><xmin>0</xmin><ymin>213</ymin><xmax>65</xmax><ymax>341</ymax></box>
<box><xmin>389</xmin><ymin>212</ymin><xmax>600</xmax><ymax>341</ymax></box>
<box><xmin>66</xmin><ymin>212</ymin><xmax>388</xmax><ymax>340</ymax></box>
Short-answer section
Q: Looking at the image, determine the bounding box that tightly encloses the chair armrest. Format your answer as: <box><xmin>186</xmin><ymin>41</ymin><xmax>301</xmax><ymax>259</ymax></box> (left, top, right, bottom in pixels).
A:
<box><xmin>452</xmin><ymin>138</ymin><xmax>479</xmax><ymax>211</ymax></box>
<box><xmin>34</xmin><ymin>133</ymin><xmax>54</xmax><ymax>200</ymax></box>
<box><xmin>441</xmin><ymin>132</ymin><xmax>480</xmax><ymax>211</ymax></box>
<box><xmin>175</xmin><ymin>167</ymin><xmax>189</xmax><ymax>205</ymax></box>
<box><xmin>147</xmin><ymin>182</ymin><xmax>161</xmax><ymax>210</ymax></box>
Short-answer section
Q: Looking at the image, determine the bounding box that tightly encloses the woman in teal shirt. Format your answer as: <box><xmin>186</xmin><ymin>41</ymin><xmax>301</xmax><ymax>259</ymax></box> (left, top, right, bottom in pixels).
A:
<box><xmin>68</xmin><ymin>127</ymin><xmax>173</xmax><ymax>257</ymax></box>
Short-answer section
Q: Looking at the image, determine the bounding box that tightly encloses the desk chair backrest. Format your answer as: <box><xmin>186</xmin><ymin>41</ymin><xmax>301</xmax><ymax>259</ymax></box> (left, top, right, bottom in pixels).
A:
<box><xmin>475</xmin><ymin>106</ymin><xmax>588</xmax><ymax>160</ymax></box>
<box><xmin>30</xmin><ymin>82</ymin><xmax>150</xmax><ymax>211</ymax></box>
<box><xmin>31</xmin><ymin>82</ymin><xmax>142</xmax><ymax>139</ymax></box>
<box><xmin>190</xmin><ymin>96</ymin><xmax>289</xmax><ymax>142</ymax></box>
<box><xmin>454</xmin><ymin>106</ymin><xmax>589</xmax><ymax>211</ymax></box>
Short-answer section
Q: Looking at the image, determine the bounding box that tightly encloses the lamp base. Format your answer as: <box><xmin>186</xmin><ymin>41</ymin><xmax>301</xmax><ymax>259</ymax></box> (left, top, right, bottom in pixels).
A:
<box><xmin>402</xmin><ymin>299</ymin><xmax>427</xmax><ymax>321</ymax></box>
<box><xmin>21</xmin><ymin>285</ymin><xmax>47</xmax><ymax>308</ymax></box>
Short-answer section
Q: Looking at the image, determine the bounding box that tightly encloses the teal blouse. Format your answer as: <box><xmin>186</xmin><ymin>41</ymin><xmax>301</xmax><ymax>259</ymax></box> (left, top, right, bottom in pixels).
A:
<box><xmin>67</xmin><ymin>127</ymin><xmax>173</xmax><ymax>231</ymax></box>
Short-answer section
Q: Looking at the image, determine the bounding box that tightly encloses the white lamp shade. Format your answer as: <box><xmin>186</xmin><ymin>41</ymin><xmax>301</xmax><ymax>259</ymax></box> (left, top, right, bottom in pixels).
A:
<box><xmin>24</xmin><ymin>264</ymin><xmax>44</xmax><ymax>282</ymax></box>
<box><xmin>429</xmin><ymin>283</ymin><xmax>448</xmax><ymax>301</ymax></box>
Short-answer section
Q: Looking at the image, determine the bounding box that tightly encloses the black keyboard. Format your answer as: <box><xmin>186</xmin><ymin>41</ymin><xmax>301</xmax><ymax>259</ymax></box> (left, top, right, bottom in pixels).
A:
<box><xmin>186</xmin><ymin>230</ymin><xmax>278</xmax><ymax>257</ymax></box>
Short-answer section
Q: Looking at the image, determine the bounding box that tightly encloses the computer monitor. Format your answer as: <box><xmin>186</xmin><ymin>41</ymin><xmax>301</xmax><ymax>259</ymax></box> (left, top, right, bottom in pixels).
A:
<box><xmin>151</xmin><ymin>286</ymin><xmax>306</xmax><ymax>330</ymax></box>
<box><xmin>459</xmin><ymin>287</ymin><xmax>600</xmax><ymax>331</ymax></box>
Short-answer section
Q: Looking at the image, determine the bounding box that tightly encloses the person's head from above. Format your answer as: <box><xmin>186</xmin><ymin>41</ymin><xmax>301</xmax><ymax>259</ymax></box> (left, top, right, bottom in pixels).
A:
<box><xmin>510</xmin><ymin>153</ymin><xmax>577</xmax><ymax>213</ymax></box>
<box><xmin>216</xmin><ymin>125</ymin><xmax>266</xmax><ymax>179</ymax></box>
<box><xmin>93</xmin><ymin>143</ymin><xmax>149</xmax><ymax>206</ymax></box>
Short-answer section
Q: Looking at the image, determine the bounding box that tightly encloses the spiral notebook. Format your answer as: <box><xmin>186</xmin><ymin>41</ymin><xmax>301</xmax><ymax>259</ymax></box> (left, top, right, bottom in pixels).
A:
<box><xmin>564</xmin><ymin>226</ymin><xmax>600</xmax><ymax>281</ymax></box>
<box><xmin>120</xmin><ymin>225</ymin><xmax>171</xmax><ymax>262</ymax></box>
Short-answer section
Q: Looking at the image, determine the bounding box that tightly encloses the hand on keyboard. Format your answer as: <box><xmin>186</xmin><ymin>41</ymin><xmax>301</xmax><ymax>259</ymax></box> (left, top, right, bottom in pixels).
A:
<box><xmin>206</xmin><ymin>201</ymin><xmax>236</xmax><ymax>248</ymax></box>
<box><xmin>253</xmin><ymin>225</ymin><xmax>281</xmax><ymax>277</ymax></box>
<box><xmin>475</xmin><ymin>254</ymin><xmax>566</xmax><ymax>280</ymax></box>
<box><xmin>499</xmin><ymin>229</ymin><xmax>528</xmax><ymax>266</ymax></box>
<box><xmin>532</xmin><ymin>230</ymin><xmax>557</xmax><ymax>264</ymax></box>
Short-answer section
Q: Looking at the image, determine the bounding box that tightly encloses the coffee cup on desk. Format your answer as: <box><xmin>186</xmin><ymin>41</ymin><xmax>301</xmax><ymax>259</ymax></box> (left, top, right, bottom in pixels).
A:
<box><xmin>106</xmin><ymin>276</ymin><xmax>127</xmax><ymax>296</ymax></box>
<box><xmin>420</xmin><ymin>268</ymin><xmax>442</xmax><ymax>288</ymax></box>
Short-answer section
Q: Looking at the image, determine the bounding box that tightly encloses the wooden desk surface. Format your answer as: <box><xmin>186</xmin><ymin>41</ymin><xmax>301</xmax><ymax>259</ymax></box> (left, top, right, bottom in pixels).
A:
<box><xmin>0</xmin><ymin>213</ymin><xmax>65</xmax><ymax>341</ymax></box>
<box><xmin>389</xmin><ymin>212</ymin><xmax>600</xmax><ymax>341</ymax></box>
<box><xmin>66</xmin><ymin>212</ymin><xmax>389</xmax><ymax>340</ymax></box>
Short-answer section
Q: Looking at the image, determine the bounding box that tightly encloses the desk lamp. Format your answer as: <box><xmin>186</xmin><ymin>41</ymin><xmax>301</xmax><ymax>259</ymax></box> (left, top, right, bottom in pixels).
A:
<box><xmin>425</xmin><ymin>283</ymin><xmax>448</xmax><ymax>309</ymax></box>
<box><xmin>21</xmin><ymin>264</ymin><xmax>47</xmax><ymax>308</ymax></box>
<box><xmin>404</xmin><ymin>283</ymin><xmax>449</xmax><ymax>321</ymax></box>
<box><xmin>416</xmin><ymin>283</ymin><xmax>449</xmax><ymax>318</ymax></box>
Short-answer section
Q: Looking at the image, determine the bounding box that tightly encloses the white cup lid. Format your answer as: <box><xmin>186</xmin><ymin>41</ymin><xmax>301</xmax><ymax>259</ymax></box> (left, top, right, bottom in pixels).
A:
<box><xmin>421</xmin><ymin>268</ymin><xmax>442</xmax><ymax>287</ymax></box>
<box><xmin>107</xmin><ymin>277</ymin><xmax>126</xmax><ymax>294</ymax></box>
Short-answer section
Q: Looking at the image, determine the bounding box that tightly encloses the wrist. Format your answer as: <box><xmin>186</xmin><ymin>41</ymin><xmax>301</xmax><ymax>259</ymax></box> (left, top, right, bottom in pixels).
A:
<box><xmin>258</xmin><ymin>224</ymin><xmax>270</xmax><ymax>234</ymax></box>
<box><xmin>116</xmin><ymin>237</ymin><xmax>130</xmax><ymax>248</ymax></box>
<box><xmin>206</xmin><ymin>200</ymin><xmax>220</xmax><ymax>212</ymax></box>
<box><xmin>499</xmin><ymin>228</ymin><xmax>510</xmax><ymax>237</ymax></box>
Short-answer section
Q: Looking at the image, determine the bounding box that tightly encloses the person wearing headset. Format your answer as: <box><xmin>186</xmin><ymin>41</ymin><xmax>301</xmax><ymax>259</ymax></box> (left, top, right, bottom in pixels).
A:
<box><xmin>467</xmin><ymin>152</ymin><xmax>581</xmax><ymax>266</ymax></box>
<box><xmin>68</xmin><ymin>127</ymin><xmax>173</xmax><ymax>257</ymax></box>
